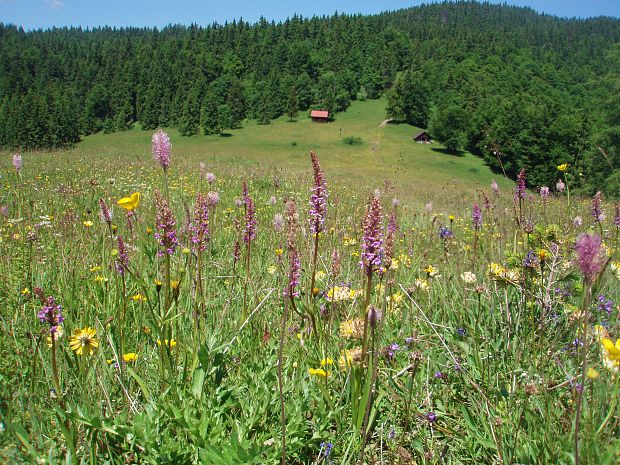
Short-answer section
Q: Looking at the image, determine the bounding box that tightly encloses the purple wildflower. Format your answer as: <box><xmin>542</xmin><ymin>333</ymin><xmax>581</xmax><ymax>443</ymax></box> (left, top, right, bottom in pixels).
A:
<box><xmin>574</xmin><ymin>233</ymin><xmax>606</xmax><ymax>283</ymax></box>
<box><xmin>190</xmin><ymin>193</ymin><xmax>210</xmax><ymax>252</ymax></box>
<box><xmin>152</xmin><ymin>129</ymin><xmax>171</xmax><ymax>171</ymax></box>
<box><xmin>359</xmin><ymin>195</ymin><xmax>384</xmax><ymax>276</ymax></box>
<box><xmin>12</xmin><ymin>153</ymin><xmax>22</xmax><ymax>172</ymax></box>
<box><xmin>598</xmin><ymin>295</ymin><xmax>614</xmax><ymax>318</ymax></box>
<box><xmin>523</xmin><ymin>250</ymin><xmax>540</xmax><ymax>269</ymax></box>
<box><xmin>273</xmin><ymin>213</ymin><xmax>284</xmax><ymax>232</ymax></box>
<box><xmin>205</xmin><ymin>172</ymin><xmax>216</xmax><ymax>184</ymax></box>
<box><xmin>434</xmin><ymin>371</ymin><xmax>447</xmax><ymax>379</ymax></box>
<box><xmin>154</xmin><ymin>191</ymin><xmax>178</xmax><ymax>256</ymax></box>
<box><xmin>38</xmin><ymin>296</ymin><xmax>64</xmax><ymax>334</ymax></box>
<box><xmin>309</xmin><ymin>151</ymin><xmax>328</xmax><ymax>235</ymax></box>
<box><xmin>491</xmin><ymin>179</ymin><xmax>499</xmax><ymax>195</ymax></box>
<box><xmin>514</xmin><ymin>168</ymin><xmax>526</xmax><ymax>200</ymax></box>
<box><xmin>284</xmin><ymin>249</ymin><xmax>301</xmax><ymax>297</ymax></box>
<box><xmin>368</xmin><ymin>305</ymin><xmax>381</xmax><ymax>329</ymax></box>
<box><xmin>115</xmin><ymin>235</ymin><xmax>129</xmax><ymax>275</ymax></box>
<box><xmin>439</xmin><ymin>226</ymin><xmax>453</xmax><ymax>239</ymax></box>
<box><xmin>425</xmin><ymin>412</ymin><xmax>437</xmax><ymax>423</ymax></box>
<box><xmin>472</xmin><ymin>203</ymin><xmax>482</xmax><ymax>230</ymax></box>
<box><xmin>331</xmin><ymin>249</ymin><xmax>341</xmax><ymax>277</ymax></box>
<box><xmin>99</xmin><ymin>198</ymin><xmax>112</xmax><ymax>225</ymax></box>
<box><xmin>540</xmin><ymin>186</ymin><xmax>550</xmax><ymax>202</ymax></box>
<box><xmin>573</xmin><ymin>216</ymin><xmax>583</xmax><ymax>227</ymax></box>
<box><xmin>243</xmin><ymin>196</ymin><xmax>257</xmax><ymax>243</ymax></box>
<box><xmin>232</xmin><ymin>240</ymin><xmax>241</xmax><ymax>263</ymax></box>
<box><xmin>385</xmin><ymin>211</ymin><xmax>397</xmax><ymax>263</ymax></box>
<box><xmin>591</xmin><ymin>191</ymin><xmax>605</xmax><ymax>223</ymax></box>
<box><xmin>556</xmin><ymin>179</ymin><xmax>565</xmax><ymax>192</ymax></box>
<box><xmin>385</xmin><ymin>343</ymin><xmax>399</xmax><ymax>359</ymax></box>
<box><xmin>206</xmin><ymin>191</ymin><xmax>220</xmax><ymax>208</ymax></box>
<box><xmin>320</xmin><ymin>442</ymin><xmax>333</xmax><ymax>458</ymax></box>
<box><xmin>615</xmin><ymin>203</ymin><xmax>620</xmax><ymax>228</ymax></box>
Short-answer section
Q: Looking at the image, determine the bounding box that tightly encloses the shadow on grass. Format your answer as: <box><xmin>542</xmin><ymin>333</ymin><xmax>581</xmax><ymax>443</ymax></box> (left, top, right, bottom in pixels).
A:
<box><xmin>219</xmin><ymin>132</ymin><xmax>233</xmax><ymax>138</ymax></box>
<box><xmin>431</xmin><ymin>147</ymin><xmax>465</xmax><ymax>157</ymax></box>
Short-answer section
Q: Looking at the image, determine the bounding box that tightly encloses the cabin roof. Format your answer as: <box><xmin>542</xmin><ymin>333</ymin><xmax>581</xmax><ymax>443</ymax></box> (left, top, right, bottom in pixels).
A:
<box><xmin>310</xmin><ymin>110</ymin><xmax>329</xmax><ymax>118</ymax></box>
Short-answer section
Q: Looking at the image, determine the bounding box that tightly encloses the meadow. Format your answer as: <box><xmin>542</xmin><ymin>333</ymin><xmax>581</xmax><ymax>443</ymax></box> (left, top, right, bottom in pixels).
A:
<box><xmin>0</xmin><ymin>100</ymin><xmax>619</xmax><ymax>464</ymax></box>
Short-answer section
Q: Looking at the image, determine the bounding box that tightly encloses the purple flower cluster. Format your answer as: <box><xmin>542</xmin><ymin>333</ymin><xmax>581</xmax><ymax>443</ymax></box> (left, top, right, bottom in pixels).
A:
<box><xmin>309</xmin><ymin>151</ymin><xmax>328</xmax><ymax>234</ymax></box>
<box><xmin>206</xmin><ymin>191</ymin><xmax>220</xmax><ymax>208</ymax></box>
<box><xmin>38</xmin><ymin>296</ymin><xmax>64</xmax><ymax>334</ymax></box>
<box><xmin>574</xmin><ymin>233</ymin><xmax>606</xmax><ymax>283</ymax></box>
<box><xmin>591</xmin><ymin>191</ymin><xmax>605</xmax><ymax>223</ymax></box>
<box><xmin>615</xmin><ymin>203</ymin><xmax>620</xmax><ymax>228</ymax></box>
<box><xmin>205</xmin><ymin>172</ymin><xmax>216</xmax><ymax>184</ymax></box>
<box><xmin>491</xmin><ymin>179</ymin><xmax>499</xmax><ymax>195</ymax></box>
<box><xmin>359</xmin><ymin>195</ymin><xmax>384</xmax><ymax>276</ymax></box>
<box><xmin>515</xmin><ymin>168</ymin><xmax>526</xmax><ymax>200</ymax></box>
<box><xmin>154</xmin><ymin>191</ymin><xmax>178</xmax><ymax>256</ymax></box>
<box><xmin>284</xmin><ymin>249</ymin><xmax>301</xmax><ymax>297</ymax></box>
<box><xmin>523</xmin><ymin>250</ymin><xmax>540</xmax><ymax>269</ymax></box>
<box><xmin>243</xmin><ymin>196</ymin><xmax>257</xmax><ymax>243</ymax></box>
<box><xmin>472</xmin><ymin>202</ymin><xmax>482</xmax><ymax>230</ymax></box>
<box><xmin>598</xmin><ymin>295</ymin><xmax>614</xmax><ymax>318</ymax></box>
<box><xmin>439</xmin><ymin>226</ymin><xmax>453</xmax><ymax>240</ymax></box>
<box><xmin>12</xmin><ymin>153</ymin><xmax>22</xmax><ymax>172</ymax></box>
<box><xmin>190</xmin><ymin>193</ymin><xmax>210</xmax><ymax>252</ymax></box>
<box><xmin>99</xmin><ymin>198</ymin><xmax>112</xmax><ymax>225</ymax></box>
<box><xmin>556</xmin><ymin>179</ymin><xmax>565</xmax><ymax>192</ymax></box>
<box><xmin>540</xmin><ymin>186</ymin><xmax>550</xmax><ymax>201</ymax></box>
<box><xmin>152</xmin><ymin>129</ymin><xmax>171</xmax><ymax>171</ymax></box>
<box><xmin>115</xmin><ymin>235</ymin><xmax>129</xmax><ymax>275</ymax></box>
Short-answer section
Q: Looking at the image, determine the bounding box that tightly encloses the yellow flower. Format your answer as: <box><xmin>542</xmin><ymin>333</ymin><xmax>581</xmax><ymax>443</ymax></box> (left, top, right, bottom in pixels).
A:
<box><xmin>123</xmin><ymin>352</ymin><xmax>138</xmax><ymax>363</ymax></box>
<box><xmin>90</xmin><ymin>266</ymin><xmax>101</xmax><ymax>273</ymax></box>
<box><xmin>171</xmin><ymin>280</ymin><xmax>181</xmax><ymax>291</ymax></box>
<box><xmin>587</xmin><ymin>367</ymin><xmax>599</xmax><ymax>379</ymax></box>
<box><xmin>157</xmin><ymin>339</ymin><xmax>177</xmax><ymax>348</ymax></box>
<box><xmin>21</xmin><ymin>287</ymin><xmax>30</xmax><ymax>295</ymax></box>
<box><xmin>117</xmin><ymin>192</ymin><xmax>140</xmax><ymax>211</ymax></box>
<box><xmin>339</xmin><ymin>347</ymin><xmax>363</xmax><ymax>369</ymax></box>
<box><xmin>448</xmin><ymin>215</ymin><xmax>455</xmax><ymax>221</ymax></box>
<box><xmin>308</xmin><ymin>367</ymin><xmax>329</xmax><ymax>378</ymax></box>
<box><xmin>339</xmin><ymin>318</ymin><xmax>364</xmax><ymax>339</ymax></box>
<box><xmin>557</xmin><ymin>163</ymin><xmax>569</xmax><ymax>172</ymax></box>
<box><xmin>83</xmin><ymin>220</ymin><xmax>94</xmax><ymax>228</ymax></box>
<box><xmin>182</xmin><ymin>247</ymin><xmax>191</xmax><ymax>255</ymax></box>
<box><xmin>601</xmin><ymin>338</ymin><xmax>620</xmax><ymax>373</ymax></box>
<box><xmin>275</xmin><ymin>248</ymin><xmax>283</xmax><ymax>256</ymax></box>
<box><xmin>131</xmin><ymin>293</ymin><xmax>147</xmax><ymax>302</ymax></box>
<box><xmin>315</xmin><ymin>270</ymin><xmax>326</xmax><ymax>280</ymax></box>
<box><xmin>320</xmin><ymin>357</ymin><xmax>334</xmax><ymax>367</ymax></box>
<box><xmin>69</xmin><ymin>327</ymin><xmax>99</xmax><ymax>356</ymax></box>
<box><xmin>94</xmin><ymin>275</ymin><xmax>108</xmax><ymax>283</ymax></box>
<box><xmin>267</xmin><ymin>265</ymin><xmax>277</xmax><ymax>275</ymax></box>
<box><xmin>424</xmin><ymin>265</ymin><xmax>439</xmax><ymax>278</ymax></box>
<box><xmin>537</xmin><ymin>249</ymin><xmax>548</xmax><ymax>262</ymax></box>
<box><xmin>146</xmin><ymin>227</ymin><xmax>153</xmax><ymax>235</ymax></box>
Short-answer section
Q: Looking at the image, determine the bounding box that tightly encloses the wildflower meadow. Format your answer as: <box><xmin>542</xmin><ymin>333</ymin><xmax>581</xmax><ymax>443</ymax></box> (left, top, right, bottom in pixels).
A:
<box><xmin>1</xmin><ymin>134</ymin><xmax>620</xmax><ymax>464</ymax></box>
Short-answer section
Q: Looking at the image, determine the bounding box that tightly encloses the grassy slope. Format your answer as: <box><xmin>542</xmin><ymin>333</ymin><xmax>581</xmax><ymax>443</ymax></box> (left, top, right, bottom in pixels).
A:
<box><xmin>65</xmin><ymin>98</ymin><xmax>511</xmax><ymax>203</ymax></box>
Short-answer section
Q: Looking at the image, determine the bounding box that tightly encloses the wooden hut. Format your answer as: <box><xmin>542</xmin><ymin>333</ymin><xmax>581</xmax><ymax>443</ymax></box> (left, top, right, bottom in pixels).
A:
<box><xmin>413</xmin><ymin>130</ymin><xmax>431</xmax><ymax>143</ymax></box>
<box><xmin>310</xmin><ymin>110</ymin><xmax>329</xmax><ymax>123</ymax></box>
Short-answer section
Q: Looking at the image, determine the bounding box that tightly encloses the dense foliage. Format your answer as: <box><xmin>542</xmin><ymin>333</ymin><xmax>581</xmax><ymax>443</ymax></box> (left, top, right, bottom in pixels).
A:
<box><xmin>1</xmin><ymin>1</ymin><xmax>620</xmax><ymax>192</ymax></box>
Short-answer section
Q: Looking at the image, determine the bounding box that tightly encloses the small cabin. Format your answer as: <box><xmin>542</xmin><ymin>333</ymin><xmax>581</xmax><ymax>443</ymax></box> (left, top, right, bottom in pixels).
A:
<box><xmin>310</xmin><ymin>110</ymin><xmax>329</xmax><ymax>123</ymax></box>
<box><xmin>413</xmin><ymin>130</ymin><xmax>431</xmax><ymax>143</ymax></box>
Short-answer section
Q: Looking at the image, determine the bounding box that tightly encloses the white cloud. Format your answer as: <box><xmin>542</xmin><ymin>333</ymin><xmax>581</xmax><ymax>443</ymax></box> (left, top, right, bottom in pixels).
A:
<box><xmin>45</xmin><ymin>0</ymin><xmax>64</xmax><ymax>10</ymax></box>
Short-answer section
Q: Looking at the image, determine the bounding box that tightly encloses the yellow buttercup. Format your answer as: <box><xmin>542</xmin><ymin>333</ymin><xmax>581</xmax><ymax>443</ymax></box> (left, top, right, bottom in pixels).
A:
<box><xmin>117</xmin><ymin>192</ymin><xmax>140</xmax><ymax>211</ymax></box>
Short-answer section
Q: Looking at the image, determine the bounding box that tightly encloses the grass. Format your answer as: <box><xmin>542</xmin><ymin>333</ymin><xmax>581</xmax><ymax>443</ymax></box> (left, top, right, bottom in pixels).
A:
<box><xmin>0</xmin><ymin>100</ymin><xmax>619</xmax><ymax>464</ymax></box>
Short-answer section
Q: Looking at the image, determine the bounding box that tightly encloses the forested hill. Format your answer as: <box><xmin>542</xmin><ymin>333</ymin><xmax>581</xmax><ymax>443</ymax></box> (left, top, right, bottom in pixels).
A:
<box><xmin>1</xmin><ymin>1</ymin><xmax>620</xmax><ymax>194</ymax></box>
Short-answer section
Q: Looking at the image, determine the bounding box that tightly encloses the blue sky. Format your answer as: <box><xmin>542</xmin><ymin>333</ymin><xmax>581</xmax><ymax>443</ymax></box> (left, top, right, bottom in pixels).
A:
<box><xmin>1</xmin><ymin>0</ymin><xmax>618</xmax><ymax>30</ymax></box>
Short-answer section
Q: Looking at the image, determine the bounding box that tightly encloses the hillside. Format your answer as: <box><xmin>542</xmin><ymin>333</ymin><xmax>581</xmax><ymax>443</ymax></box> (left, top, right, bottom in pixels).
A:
<box><xmin>1</xmin><ymin>1</ymin><xmax>620</xmax><ymax>192</ymax></box>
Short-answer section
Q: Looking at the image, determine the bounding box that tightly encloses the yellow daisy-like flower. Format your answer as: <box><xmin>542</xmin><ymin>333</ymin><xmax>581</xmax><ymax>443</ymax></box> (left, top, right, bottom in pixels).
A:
<box><xmin>117</xmin><ymin>192</ymin><xmax>140</xmax><ymax>211</ymax></box>
<box><xmin>448</xmin><ymin>215</ymin><xmax>455</xmax><ymax>221</ymax></box>
<box><xmin>21</xmin><ymin>287</ymin><xmax>30</xmax><ymax>295</ymax></box>
<box><xmin>275</xmin><ymin>248</ymin><xmax>283</xmax><ymax>256</ymax></box>
<box><xmin>131</xmin><ymin>293</ymin><xmax>147</xmax><ymax>302</ymax></box>
<box><xmin>123</xmin><ymin>352</ymin><xmax>138</xmax><ymax>363</ymax></box>
<box><xmin>537</xmin><ymin>249</ymin><xmax>548</xmax><ymax>262</ymax></box>
<box><xmin>557</xmin><ymin>163</ymin><xmax>569</xmax><ymax>172</ymax></box>
<box><xmin>83</xmin><ymin>220</ymin><xmax>93</xmax><ymax>227</ymax></box>
<box><xmin>308</xmin><ymin>367</ymin><xmax>329</xmax><ymax>378</ymax></box>
<box><xmin>69</xmin><ymin>327</ymin><xmax>99</xmax><ymax>356</ymax></box>
<box><xmin>601</xmin><ymin>338</ymin><xmax>620</xmax><ymax>372</ymax></box>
